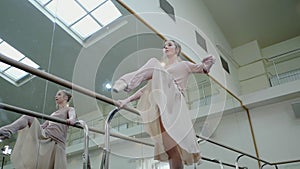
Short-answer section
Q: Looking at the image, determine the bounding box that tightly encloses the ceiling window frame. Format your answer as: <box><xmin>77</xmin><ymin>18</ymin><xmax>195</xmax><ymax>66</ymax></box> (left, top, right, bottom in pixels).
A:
<box><xmin>28</xmin><ymin>0</ymin><xmax>123</xmax><ymax>44</ymax></box>
<box><xmin>0</xmin><ymin>39</ymin><xmax>41</xmax><ymax>86</ymax></box>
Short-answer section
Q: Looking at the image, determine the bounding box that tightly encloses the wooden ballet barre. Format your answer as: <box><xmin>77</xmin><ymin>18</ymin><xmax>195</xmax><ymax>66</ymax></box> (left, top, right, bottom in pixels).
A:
<box><xmin>0</xmin><ymin>53</ymin><xmax>140</xmax><ymax>116</ymax></box>
<box><xmin>0</xmin><ymin>102</ymin><xmax>153</xmax><ymax>147</ymax></box>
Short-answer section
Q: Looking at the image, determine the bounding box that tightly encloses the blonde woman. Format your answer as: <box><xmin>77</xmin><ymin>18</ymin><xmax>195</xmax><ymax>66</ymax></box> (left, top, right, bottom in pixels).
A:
<box><xmin>113</xmin><ymin>40</ymin><xmax>215</xmax><ymax>169</ymax></box>
<box><xmin>0</xmin><ymin>90</ymin><xmax>76</xmax><ymax>169</ymax></box>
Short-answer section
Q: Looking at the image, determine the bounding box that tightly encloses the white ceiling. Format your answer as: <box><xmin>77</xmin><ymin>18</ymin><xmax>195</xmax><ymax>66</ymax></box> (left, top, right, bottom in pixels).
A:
<box><xmin>202</xmin><ymin>0</ymin><xmax>300</xmax><ymax>48</ymax></box>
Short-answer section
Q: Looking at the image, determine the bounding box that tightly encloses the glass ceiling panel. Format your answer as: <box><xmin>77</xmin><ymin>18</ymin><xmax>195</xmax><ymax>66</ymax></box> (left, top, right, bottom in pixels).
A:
<box><xmin>29</xmin><ymin>0</ymin><xmax>123</xmax><ymax>42</ymax></box>
<box><xmin>71</xmin><ymin>15</ymin><xmax>102</xmax><ymax>38</ymax></box>
<box><xmin>0</xmin><ymin>42</ymin><xmax>24</xmax><ymax>61</ymax></box>
<box><xmin>20</xmin><ymin>58</ymin><xmax>40</xmax><ymax>69</ymax></box>
<box><xmin>92</xmin><ymin>1</ymin><xmax>122</xmax><ymax>25</ymax></box>
<box><xmin>0</xmin><ymin>38</ymin><xmax>41</xmax><ymax>85</ymax></box>
<box><xmin>4</xmin><ymin>67</ymin><xmax>28</xmax><ymax>81</ymax></box>
<box><xmin>77</xmin><ymin>0</ymin><xmax>106</xmax><ymax>11</ymax></box>
<box><xmin>46</xmin><ymin>0</ymin><xmax>86</xmax><ymax>26</ymax></box>
<box><xmin>0</xmin><ymin>62</ymin><xmax>10</xmax><ymax>72</ymax></box>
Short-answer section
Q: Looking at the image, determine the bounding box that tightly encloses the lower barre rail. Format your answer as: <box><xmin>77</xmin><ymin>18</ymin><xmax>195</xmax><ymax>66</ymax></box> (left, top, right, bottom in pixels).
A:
<box><xmin>196</xmin><ymin>134</ymin><xmax>272</xmax><ymax>165</ymax></box>
<box><xmin>202</xmin><ymin>157</ymin><xmax>245</xmax><ymax>169</ymax></box>
<box><xmin>272</xmin><ymin>159</ymin><xmax>300</xmax><ymax>165</ymax></box>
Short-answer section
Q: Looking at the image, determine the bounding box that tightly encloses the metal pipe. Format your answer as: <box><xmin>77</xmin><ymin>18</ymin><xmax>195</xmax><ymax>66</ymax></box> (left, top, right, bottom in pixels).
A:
<box><xmin>0</xmin><ymin>102</ymin><xmax>153</xmax><ymax>147</ymax></box>
<box><xmin>0</xmin><ymin>53</ymin><xmax>140</xmax><ymax>116</ymax></box>
<box><xmin>260</xmin><ymin>163</ymin><xmax>268</xmax><ymax>169</ymax></box>
<box><xmin>272</xmin><ymin>60</ymin><xmax>281</xmax><ymax>85</ymax></box>
<box><xmin>260</xmin><ymin>163</ymin><xmax>279</xmax><ymax>169</ymax></box>
<box><xmin>201</xmin><ymin>157</ymin><xmax>241</xmax><ymax>169</ymax></box>
<box><xmin>272</xmin><ymin>159</ymin><xmax>300</xmax><ymax>165</ymax></box>
<box><xmin>196</xmin><ymin>135</ymin><xmax>272</xmax><ymax>165</ymax></box>
<box><xmin>100</xmin><ymin>107</ymin><xmax>120</xmax><ymax>169</ymax></box>
<box><xmin>235</xmin><ymin>154</ymin><xmax>246</xmax><ymax>169</ymax></box>
<box><xmin>77</xmin><ymin>120</ymin><xmax>91</xmax><ymax>169</ymax></box>
<box><xmin>218</xmin><ymin>161</ymin><xmax>224</xmax><ymax>169</ymax></box>
<box><xmin>213</xmin><ymin>159</ymin><xmax>224</xmax><ymax>169</ymax></box>
<box><xmin>1</xmin><ymin>157</ymin><xmax>4</xmax><ymax>169</ymax></box>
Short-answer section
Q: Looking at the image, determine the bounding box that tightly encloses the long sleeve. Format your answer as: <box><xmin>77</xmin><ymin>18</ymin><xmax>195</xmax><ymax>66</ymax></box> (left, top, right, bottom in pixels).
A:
<box><xmin>67</xmin><ymin>107</ymin><xmax>76</xmax><ymax>125</ymax></box>
<box><xmin>184</xmin><ymin>61</ymin><xmax>205</xmax><ymax>73</ymax></box>
<box><xmin>41</xmin><ymin>121</ymin><xmax>49</xmax><ymax>129</ymax></box>
<box><xmin>183</xmin><ymin>55</ymin><xmax>215</xmax><ymax>74</ymax></box>
<box><xmin>128</xmin><ymin>85</ymin><xmax>147</xmax><ymax>102</ymax></box>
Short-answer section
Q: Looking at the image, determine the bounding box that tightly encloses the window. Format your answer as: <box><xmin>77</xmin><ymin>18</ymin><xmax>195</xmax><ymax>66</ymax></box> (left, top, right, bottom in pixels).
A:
<box><xmin>220</xmin><ymin>55</ymin><xmax>230</xmax><ymax>74</ymax></box>
<box><xmin>195</xmin><ymin>31</ymin><xmax>207</xmax><ymax>52</ymax></box>
<box><xmin>159</xmin><ymin>0</ymin><xmax>176</xmax><ymax>21</ymax></box>
<box><xmin>0</xmin><ymin>38</ymin><xmax>40</xmax><ymax>86</ymax></box>
<box><xmin>28</xmin><ymin>0</ymin><xmax>122</xmax><ymax>43</ymax></box>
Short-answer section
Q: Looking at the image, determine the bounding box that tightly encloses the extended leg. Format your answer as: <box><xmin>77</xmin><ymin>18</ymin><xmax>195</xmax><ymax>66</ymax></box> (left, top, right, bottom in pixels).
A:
<box><xmin>113</xmin><ymin>58</ymin><xmax>163</xmax><ymax>92</ymax></box>
<box><xmin>0</xmin><ymin>115</ymin><xmax>34</xmax><ymax>140</ymax></box>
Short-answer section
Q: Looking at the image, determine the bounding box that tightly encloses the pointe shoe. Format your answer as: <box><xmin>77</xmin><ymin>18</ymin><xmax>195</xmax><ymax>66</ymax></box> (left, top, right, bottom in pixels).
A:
<box><xmin>112</xmin><ymin>79</ymin><xmax>128</xmax><ymax>93</ymax></box>
<box><xmin>203</xmin><ymin>56</ymin><xmax>216</xmax><ymax>74</ymax></box>
<box><xmin>0</xmin><ymin>129</ymin><xmax>12</xmax><ymax>140</ymax></box>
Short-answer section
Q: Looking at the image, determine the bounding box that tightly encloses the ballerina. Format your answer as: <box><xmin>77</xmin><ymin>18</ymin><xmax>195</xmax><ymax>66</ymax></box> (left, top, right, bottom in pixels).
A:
<box><xmin>112</xmin><ymin>40</ymin><xmax>215</xmax><ymax>169</ymax></box>
<box><xmin>0</xmin><ymin>90</ymin><xmax>76</xmax><ymax>169</ymax></box>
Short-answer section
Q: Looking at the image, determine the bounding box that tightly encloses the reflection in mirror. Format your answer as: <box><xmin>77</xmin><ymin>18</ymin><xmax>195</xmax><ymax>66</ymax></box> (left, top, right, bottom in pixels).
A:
<box><xmin>0</xmin><ymin>1</ymin><xmax>261</xmax><ymax>169</ymax></box>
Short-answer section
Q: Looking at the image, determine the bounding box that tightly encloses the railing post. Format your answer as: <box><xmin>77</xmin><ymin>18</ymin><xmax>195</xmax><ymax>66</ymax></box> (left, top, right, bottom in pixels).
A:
<box><xmin>100</xmin><ymin>107</ymin><xmax>120</xmax><ymax>169</ymax></box>
<box><xmin>235</xmin><ymin>154</ymin><xmax>247</xmax><ymax>169</ymax></box>
<box><xmin>260</xmin><ymin>163</ymin><xmax>266</xmax><ymax>169</ymax></box>
<box><xmin>272</xmin><ymin>60</ymin><xmax>281</xmax><ymax>85</ymax></box>
<box><xmin>77</xmin><ymin>120</ymin><xmax>91</xmax><ymax>169</ymax></box>
<box><xmin>213</xmin><ymin>159</ymin><xmax>224</xmax><ymax>169</ymax></box>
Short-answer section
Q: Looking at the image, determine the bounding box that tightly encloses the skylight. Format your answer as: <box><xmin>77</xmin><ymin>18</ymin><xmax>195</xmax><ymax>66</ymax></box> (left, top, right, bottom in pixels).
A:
<box><xmin>0</xmin><ymin>38</ymin><xmax>40</xmax><ymax>86</ymax></box>
<box><xmin>29</xmin><ymin>0</ymin><xmax>122</xmax><ymax>42</ymax></box>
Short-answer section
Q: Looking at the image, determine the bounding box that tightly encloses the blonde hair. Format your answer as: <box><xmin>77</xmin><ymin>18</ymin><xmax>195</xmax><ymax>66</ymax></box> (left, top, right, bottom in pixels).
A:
<box><xmin>169</xmin><ymin>40</ymin><xmax>181</xmax><ymax>56</ymax></box>
<box><xmin>60</xmin><ymin>90</ymin><xmax>72</xmax><ymax>102</ymax></box>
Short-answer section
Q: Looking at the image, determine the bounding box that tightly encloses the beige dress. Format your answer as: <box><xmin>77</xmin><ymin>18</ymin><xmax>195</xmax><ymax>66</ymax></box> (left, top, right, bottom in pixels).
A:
<box><xmin>10</xmin><ymin>107</ymin><xmax>74</xmax><ymax>169</ymax></box>
<box><xmin>120</xmin><ymin>59</ymin><xmax>205</xmax><ymax>165</ymax></box>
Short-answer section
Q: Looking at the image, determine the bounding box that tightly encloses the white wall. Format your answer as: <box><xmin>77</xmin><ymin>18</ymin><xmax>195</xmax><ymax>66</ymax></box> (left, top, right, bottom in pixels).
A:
<box><xmin>261</xmin><ymin>36</ymin><xmax>300</xmax><ymax>59</ymax></box>
<box><xmin>233</xmin><ymin>40</ymin><xmax>263</xmax><ymax>66</ymax></box>
<box><xmin>250</xmin><ymin>98</ymin><xmax>300</xmax><ymax>163</ymax></box>
<box><xmin>197</xmin><ymin>96</ymin><xmax>300</xmax><ymax>169</ymax></box>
